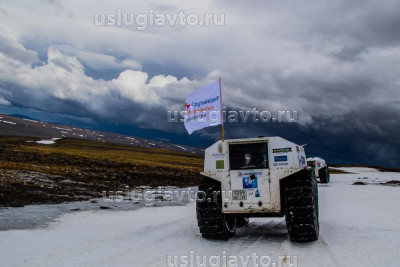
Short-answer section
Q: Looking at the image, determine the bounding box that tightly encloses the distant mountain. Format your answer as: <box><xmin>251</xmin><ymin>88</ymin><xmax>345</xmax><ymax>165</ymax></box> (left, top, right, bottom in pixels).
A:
<box><xmin>0</xmin><ymin>106</ymin><xmax>214</xmax><ymax>148</ymax></box>
<box><xmin>9</xmin><ymin>114</ymin><xmax>38</xmax><ymax>121</ymax></box>
<box><xmin>0</xmin><ymin>114</ymin><xmax>204</xmax><ymax>154</ymax></box>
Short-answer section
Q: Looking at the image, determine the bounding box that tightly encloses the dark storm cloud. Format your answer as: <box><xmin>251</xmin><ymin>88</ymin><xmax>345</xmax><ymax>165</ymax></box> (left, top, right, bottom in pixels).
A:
<box><xmin>215</xmin><ymin>51</ymin><xmax>400</xmax><ymax>166</ymax></box>
<box><xmin>329</xmin><ymin>45</ymin><xmax>366</xmax><ymax>62</ymax></box>
<box><xmin>220</xmin><ymin>104</ymin><xmax>400</xmax><ymax>167</ymax></box>
<box><xmin>312</xmin><ymin>1</ymin><xmax>400</xmax><ymax>47</ymax></box>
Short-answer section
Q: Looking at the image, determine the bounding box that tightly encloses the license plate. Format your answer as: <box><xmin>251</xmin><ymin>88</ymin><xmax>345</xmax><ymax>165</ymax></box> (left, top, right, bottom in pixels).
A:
<box><xmin>232</xmin><ymin>190</ymin><xmax>247</xmax><ymax>200</ymax></box>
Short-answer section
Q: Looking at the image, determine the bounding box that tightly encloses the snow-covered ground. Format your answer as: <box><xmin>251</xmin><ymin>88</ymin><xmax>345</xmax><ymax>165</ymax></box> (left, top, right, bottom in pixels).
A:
<box><xmin>0</xmin><ymin>168</ymin><xmax>399</xmax><ymax>266</ymax></box>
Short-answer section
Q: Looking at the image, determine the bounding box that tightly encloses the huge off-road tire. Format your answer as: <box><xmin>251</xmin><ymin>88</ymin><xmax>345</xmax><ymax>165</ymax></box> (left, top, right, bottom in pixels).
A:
<box><xmin>319</xmin><ymin>166</ymin><xmax>330</xmax><ymax>183</ymax></box>
<box><xmin>285</xmin><ymin>169</ymin><xmax>319</xmax><ymax>242</ymax></box>
<box><xmin>196</xmin><ymin>178</ymin><xmax>236</xmax><ymax>240</ymax></box>
<box><xmin>236</xmin><ymin>217</ymin><xmax>249</xmax><ymax>228</ymax></box>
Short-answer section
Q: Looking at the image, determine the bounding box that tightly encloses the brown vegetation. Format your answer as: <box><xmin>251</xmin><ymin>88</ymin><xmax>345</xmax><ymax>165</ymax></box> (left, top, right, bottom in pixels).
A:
<box><xmin>0</xmin><ymin>136</ymin><xmax>203</xmax><ymax>207</ymax></box>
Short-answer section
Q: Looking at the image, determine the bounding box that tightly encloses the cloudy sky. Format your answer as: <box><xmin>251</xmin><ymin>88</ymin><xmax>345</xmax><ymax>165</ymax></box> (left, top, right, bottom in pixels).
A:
<box><xmin>0</xmin><ymin>0</ymin><xmax>399</xmax><ymax>166</ymax></box>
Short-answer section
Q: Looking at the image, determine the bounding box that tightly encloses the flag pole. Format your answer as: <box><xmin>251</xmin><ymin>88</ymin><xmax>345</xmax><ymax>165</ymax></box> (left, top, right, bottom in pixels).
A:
<box><xmin>219</xmin><ymin>77</ymin><xmax>225</xmax><ymax>142</ymax></box>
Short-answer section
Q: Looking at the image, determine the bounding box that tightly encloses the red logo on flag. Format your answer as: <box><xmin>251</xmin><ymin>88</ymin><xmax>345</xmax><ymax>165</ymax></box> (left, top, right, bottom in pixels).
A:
<box><xmin>185</xmin><ymin>103</ymin><xmax>191</xmax><ymax>110</ymax></box>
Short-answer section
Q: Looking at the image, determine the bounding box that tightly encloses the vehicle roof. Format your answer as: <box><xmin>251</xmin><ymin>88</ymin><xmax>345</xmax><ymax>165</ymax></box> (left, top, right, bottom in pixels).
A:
<box><xmin>221</xmin><ymin>136</ymin><xmax>282</xmax><ymax>143</ymax></box>
<box><xmin>307</xmin><ymin>157</ymin><xmax>325</xmax><ymax>161</ymax></box>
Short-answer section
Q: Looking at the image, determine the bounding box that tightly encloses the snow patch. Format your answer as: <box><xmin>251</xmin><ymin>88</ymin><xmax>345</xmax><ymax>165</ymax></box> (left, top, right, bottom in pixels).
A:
<box><xmin>36</xmin><ymin>140</ymin><xmax>55</xmax><ymax>145</ymax></box>
<box><xmin>35</xmin><ymin>138</ymin><xmax>60</xmax><ymax>145</ymax></box>
<box><xmin>0</xmin><ymin>120</ymin><xmax>16</xmax><ymax>125</ymax></box>
<box><xmin>52</xmin><ymin>126</ymin><xmax>71</xmax><ymax>131</ymax></box>
<box><xmin>23</xmin><ymin>118</ymin><xmax>38</xmax><ymax>122</ymax></box>
<box><xmin>174</xmin><ymin>145</ymin><xmax>187</xmax><ymax>151</ymax></box>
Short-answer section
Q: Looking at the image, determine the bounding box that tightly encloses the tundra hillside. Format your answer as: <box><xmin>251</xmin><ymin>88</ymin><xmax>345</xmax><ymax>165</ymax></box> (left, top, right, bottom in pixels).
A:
<box><xmin>0</xmin><ymin>136</ymin><xmax>203</xmax><ymax>207</ymax></box>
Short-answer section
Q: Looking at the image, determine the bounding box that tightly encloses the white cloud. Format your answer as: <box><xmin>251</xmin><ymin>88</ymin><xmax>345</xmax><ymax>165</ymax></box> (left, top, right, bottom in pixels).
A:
<box><xmin>0</xmin><ymin>41</ymin><xmax>197</xmax><ymax>119</ymax></box>
<box><xmin>0</xmin><ymin>35</ymin><xmax>38</xmax><ymax>64</ymax></box>
<box><xmin>55</xmin><ymin>45</ymin><xmax>142</xmax><ymax>71</ymax></box>
<box><xmin>0</xmin><ymin>97</ymin><xmax>11</xmax><ymax>106</ymax></box>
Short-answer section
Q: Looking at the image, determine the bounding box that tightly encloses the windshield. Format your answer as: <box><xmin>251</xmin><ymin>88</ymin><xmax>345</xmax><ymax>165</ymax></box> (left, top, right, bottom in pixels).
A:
<box><xmin>307</xmin><ymin>160</ymin><xmax>316</xmax><ymax>167</ymax></box>
<box><xmin>229</xmin><ymin>142</ymin><xmax>268</xmax><ymax>170</ymax></box>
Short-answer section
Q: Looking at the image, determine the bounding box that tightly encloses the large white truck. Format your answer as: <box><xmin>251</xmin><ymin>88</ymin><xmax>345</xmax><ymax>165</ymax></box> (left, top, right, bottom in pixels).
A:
<box><xmin>196</xmin><ymin>136</ymin><xmax>319</xmax><ymax>242</ymax></box>
<box><xmin>307</xmin><ymin>157</ymin><xmax>330</xmax><ymax>183</ymax></box>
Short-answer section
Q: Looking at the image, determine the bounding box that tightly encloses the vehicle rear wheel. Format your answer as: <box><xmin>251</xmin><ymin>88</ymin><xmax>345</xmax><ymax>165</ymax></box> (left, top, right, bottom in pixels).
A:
<box><xmin>196</xmin><ymin>178</ymin><xmax>236</xmax><ymax>240</ymax></box>
<box><xmin>236</xmin><ymin>217</ymin><xmax>249</xmax><ymax>228</ymax></box>
<box><xmin>319</xmin><ymin>166</ymin><xmax>330</xmax><ymax>183</ymax></box>
<box><xmin>285</xmin><ymin>169</ymin><xmax>319</xmax><ymax>242</ymax></box>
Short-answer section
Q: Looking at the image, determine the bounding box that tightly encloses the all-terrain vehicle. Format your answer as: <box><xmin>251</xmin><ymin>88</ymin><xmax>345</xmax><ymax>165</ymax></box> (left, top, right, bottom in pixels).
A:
<box><xmin>196</xmin><ymin>136</ymin><xmax>319</xmax><ymax>242</ymax></box>
<box><xmin>307</xmin><ymin>157</ymin><xmax>330</xmax><ymax>183</ymax></box>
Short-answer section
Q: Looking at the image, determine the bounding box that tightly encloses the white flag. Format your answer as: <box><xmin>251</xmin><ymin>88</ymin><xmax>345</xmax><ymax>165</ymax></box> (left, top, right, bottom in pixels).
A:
<box><xmin>184</xmin><ymin>80</ymin><xmax>222</xmax><ymax>135</ymax></box>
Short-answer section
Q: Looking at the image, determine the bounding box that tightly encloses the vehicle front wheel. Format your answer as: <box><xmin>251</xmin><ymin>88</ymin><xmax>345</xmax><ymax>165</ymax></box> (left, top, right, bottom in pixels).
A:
<box><xmin>285</xmin><ymin>170</ymin><xmax>319</xmax><ymax>242</ymax></box>
<box><xmin>196</xmin><ymin>178</ymin><xmax>236</xmax><ymax>240</ymax></box>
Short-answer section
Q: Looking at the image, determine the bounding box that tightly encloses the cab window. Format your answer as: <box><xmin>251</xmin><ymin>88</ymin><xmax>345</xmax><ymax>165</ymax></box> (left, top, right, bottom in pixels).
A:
<box><xmin>229</xmin><ymin>142</ymin><xmax>268</xmax><ymax>170</ymax></box>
